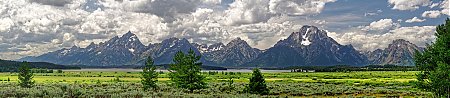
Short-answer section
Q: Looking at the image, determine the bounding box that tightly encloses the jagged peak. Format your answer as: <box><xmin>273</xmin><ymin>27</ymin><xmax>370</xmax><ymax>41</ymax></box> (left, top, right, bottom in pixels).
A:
<box><xmin>299</xmin><ymin>25</ymin><xmax>327</xmax><ymax>37</ymax></box>
<box><xmin>101</xmin><ymin>31</ymin><xmax>145</xmax><ymax>49</ymax></box>
<box><xmin>70</xmin><ymin>45</ymin><xmax>79</xmax><ymax>49</ymax></box>
<box><xmin>233</xmin><ymin>37</ymin><xmax>242</xmax><ymax>41</ymax></box>
<box><xmin>300</xmin><ymin>25</ymin><xmax>319</xmax><ymax>31</ymax></box>
<box><xmin>211</xmin><ymin>42</ymin><xmax>225</xmax><ymax>46</ymax></box>
<box><xmin>111</xmin><ymin>36</ymin><xmax>119</xmax><ymax>40</ymax></box>
<box><xmin>160</xmin><ymin>37</ymin><xmax>192</xmax><ymax>48</ymax></box>
<box><xmin>122</xmin><ymin>31</ymin><xmax>135</xmax><ymax>37</ymax></box>
<box><xmin>86</xmin><ymin>42</ymin><xmax>97</xmax><ymax>49</ymax></box>
<box><xmin>120</xmin><ymin>31</ymin><xmax>138</xmax><ymax>41</ymax></box>
<box><xmin>285</xmin><ymin>25</ymin><xmax>329</xmax><ymax>46</ymax></box>
<box><xmin>227</xmin><ymin>37</ymin><xmax>249</xmax><ymax>47</ymax></box>
<box><xmin>88</xmin><ymin>42</ymin><xmax>95</xmax><ymax>45</ymax></box>
<box><xmin>164</xmin><ymin>37</ymin><xmax>179</xmax><ymax>42</ymax></box>
<box><xmin>180</xmin><ymin>38</ymin><xmax>189</xmax><ymax>42</ymax></box>
<box><xmin>392</xmin><ymin>39</ymin><xmax>409</xmax><ymax>44</ymax></box>
<box><xmin>388</xmin><ymin>39</ymin><xmax>416</xmax><ymax>48</ymax></box>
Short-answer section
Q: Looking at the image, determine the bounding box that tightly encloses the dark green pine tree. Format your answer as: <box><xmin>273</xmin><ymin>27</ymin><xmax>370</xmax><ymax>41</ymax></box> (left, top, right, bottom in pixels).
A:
<box><xmin>415</xmin><ymin>18</ymin><xmax>450</xmax><ymax>97</ymax></box>
<box><xmin>141</xmin><ymin>56</ymin><xmax>158</xmax><ymax>91</ymax></box>
<box><xmin>18</xmin><ymin>62</ymin><xmax>34</xmax><ymax>88</ymax></box>
<box><xmin>245</xmin><ymin>68</ymin><xmax>269</xmax><ymax>95</ymax></box>
<box><xmin>168</xmin><ymin>49</ymin><xmax>207</xmax><ymax>92</ymax></box>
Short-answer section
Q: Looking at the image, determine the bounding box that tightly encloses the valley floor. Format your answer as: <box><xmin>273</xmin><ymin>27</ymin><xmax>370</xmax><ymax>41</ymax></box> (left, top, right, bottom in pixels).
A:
<box><xmin>0</xmin><ymin>70</ymin><xmax>430</xmax><ymax>97</ymax></box>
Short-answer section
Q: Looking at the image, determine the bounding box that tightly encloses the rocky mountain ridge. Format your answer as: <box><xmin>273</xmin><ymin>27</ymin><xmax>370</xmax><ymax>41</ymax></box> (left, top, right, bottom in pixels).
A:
<box><xmin>19</xmin><ymin>26</ymin><xmax>422</xmax><ymax>67</ymax></box>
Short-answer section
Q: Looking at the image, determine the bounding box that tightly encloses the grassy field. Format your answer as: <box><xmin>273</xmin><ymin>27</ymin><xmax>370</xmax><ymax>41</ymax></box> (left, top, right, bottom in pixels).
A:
<box><xmin>0</xmin><ymin>70</ymin><xmax>430</xmax><ymax>97</ymax></box>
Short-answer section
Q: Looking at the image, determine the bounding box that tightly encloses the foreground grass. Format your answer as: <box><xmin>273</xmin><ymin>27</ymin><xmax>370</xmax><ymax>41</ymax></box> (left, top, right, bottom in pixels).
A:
<box><xmin>0</xmin><ymin>71</ymin><xmax>418</xmax><ymax>83</ymax></box>
<box><xmin>0</xmin><ymin>71</ymin><xmax>430</xmax><ymax>97</ymax></box>
<box><xmin>0</xmin><ymin>82</ymin><xmax>427</xmax><ymax>97</ymax></box>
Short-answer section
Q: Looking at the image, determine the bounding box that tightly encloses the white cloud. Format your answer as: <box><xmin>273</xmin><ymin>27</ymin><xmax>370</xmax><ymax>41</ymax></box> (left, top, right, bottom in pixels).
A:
<box><xmin>0</xmin><ymin>0</ymin><xmax>171</xmax><ymax>59</ymax></box>
<box><xmin>202</xmin><ymin>0</ymin><xmax>222</xmax><ymax>5</ymax></box>
<box><xmin>222</xmin><ymin>0</ymin><xmax>273</xmax><ymax>26</ymax></box>
<box><xmin>222</xmin><ymin>0</ymin><xmax>335</xmax><ymax>26</ymax></box>
<box><xmin>405</xmin><ymin>17</ymin><xmax>426</xmax><ymax>23</ymax></box>
<box><xmin>422</xmin><ymin>0</ymin><xmax>449</xmax><ymax>17</ymax></box>
<box><xmin>362</xmin><ymin>19</ymin><xmax>400</xmax><ymax>32</ymax></box>
<box><xmin>0</xmin><ymin>18</ymin><xmax>14</xmax><ymax>32</ymax></box>
<box><xmin>440</xmin><ymin>0</ymin><xmax>449</xmax><ymax>16</ymax></box>
<box><xmin>422</xmin><ymin>10</ymin><xmax>441</xmax><ymax>18</ymax></box>
<box><xmin>268</xmin><ymin>0</ymin><xmax>336</xmax><ymax>15</ymax></box>
<box><xmin>169</xmin><ymin>7</ymin><xmax>299</xmax><ymax>49</ymax></box>
<box><xmin>388</xmin><ymin>0</ymin><xmax>431</xmax><ymax>11</ymax></box>
<box><xmin>429</xmin><ymin>2</ymin><xmax>440</xmax><ymax>8</ymax></box>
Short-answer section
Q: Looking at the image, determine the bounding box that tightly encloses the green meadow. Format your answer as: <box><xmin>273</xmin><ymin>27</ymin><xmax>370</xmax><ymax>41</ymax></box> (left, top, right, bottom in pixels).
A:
<box><xmin>0</xmin><ymin>70</ymin><xmax>430</xmax><ymax>97</ymax></box>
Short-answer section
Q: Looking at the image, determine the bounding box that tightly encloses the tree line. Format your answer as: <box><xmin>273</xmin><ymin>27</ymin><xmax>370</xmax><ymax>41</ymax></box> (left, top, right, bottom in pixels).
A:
<box><xmin>284</xmin><ymin>64</ymin><xmax>418</xmax><ymax>72</ymax></box>
<box><xmin>0</xmin><ymin>59</ymin><xmax>79</xmax><ymax>72</ymax></box>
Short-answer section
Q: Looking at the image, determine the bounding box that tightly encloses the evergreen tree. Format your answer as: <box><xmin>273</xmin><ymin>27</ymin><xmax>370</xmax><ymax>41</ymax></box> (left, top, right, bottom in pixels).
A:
<box><xmin>168</xmin><ymin>49</ymin><xmax>206</xmax><ymax>92</ymax></box>
<box><xmin>18</xmin><ymin>62</ymin><xmax>34</xmax><ymax>88</ymax></box>
<box><xmin>245</xmin><ymin>68</ymin><xmax>269</xmax><ymax>95</ymax></box>
<box><xmin>415</xmin><ymin>18</ymin><xmax>450</xmax><ymax>97</ymax></box>
<box><xmin>141</xmin><ymin>56</ymin><xmax>158</xmax><ymax>91</ymax></box>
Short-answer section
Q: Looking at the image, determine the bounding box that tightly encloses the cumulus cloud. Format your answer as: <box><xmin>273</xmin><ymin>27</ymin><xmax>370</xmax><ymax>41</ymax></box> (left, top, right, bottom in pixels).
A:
<box><xmin>202</xmin><ymin>0</ymin><xmax>222</xmax><ymax>5</ymax></box>
<box><xmin>388</xmin><ymin>0</ymin><xmax>431</xmax><ymax>11</ymax></box>
<box><xmin>222</xmin><ymin>0</ymin><xmax>336</xmax><ymax>26</ymax></box>
<box><xmin>422</xmin><ymin>10</ymin><xmax>442</xmax><ymax>18</ymax></box>
<box><xmin>0</xmin><ymin>18</ymin><xmax>14</xmax><ymax>32</ymax></box>
<box><xmin>2</xmin><ymin>0</ymin><xmax>323</xmax><ymax>60</ymax></box>
<box><xmin>440</xmin><ymin>0</ymin><xmax>449</xmax><ymax>15</ymax></box>
<box><xmin>222</xmin><ymin>0</ymin><xmax>273</xmax><ymax>26</ymax></box>
<box><xmin>361</xmin><ymin>19</ymin><xmax>400</xmax><ymax>32</ymax></box>
<box><xmin>169</xmin><ymin>7</ymin><xmax>300</xmax><ymax>49</ymax></box>
<box><xmin>422</xmin><ymin>0</ymin><xmax>449</xmax><ymax>18</ymax></box>
<box><xmin>0</xmin><ymin>0</ymin><xmax>170</xmax><ymax>59</ymax></box>
<box><xmin>123</xmin><ymin>0</ymin><xmax>202</xmax><ymax>22</ymax></box>
<box><xmin>268</xmin><ymin>0</ymin><xmax>336</xmax><ymax>15</ymax></box>
<box><xmin>405</xmin><ymin>17</ymin><xmax>426</xmax><ymax>23</ymax></box>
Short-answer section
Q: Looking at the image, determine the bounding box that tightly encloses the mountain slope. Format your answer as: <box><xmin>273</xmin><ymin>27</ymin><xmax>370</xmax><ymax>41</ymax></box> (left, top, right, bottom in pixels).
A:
<box><xmin>245</xmin><ymin>25</ymin><xmax>368</xmax><ymax>67</ymax></box>
<box><xmin>152</xmin><ymin>38</ymin><xmax>202</xmax><ymax>65</ymax></box>
<box><xmin>20</xmin><ymin>31</ymin><xmax>146</xmax><ymax>66</ymax></box>
<box><xmin>203</xmin><ymin>38</ymin><xmax>262</xmax><ymax>66</ymax></box>
<box><xmin>365</xmin><ymin>39</ymin><xmax>423</xmax><ymax>66</ymax></box>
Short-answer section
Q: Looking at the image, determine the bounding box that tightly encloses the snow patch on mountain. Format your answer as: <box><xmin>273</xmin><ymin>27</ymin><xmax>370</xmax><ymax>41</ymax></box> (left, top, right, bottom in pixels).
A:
<box><xmin>129</xmin><ymin>48</ymin><xmax>135</xmax><ymax>53</ymax></box>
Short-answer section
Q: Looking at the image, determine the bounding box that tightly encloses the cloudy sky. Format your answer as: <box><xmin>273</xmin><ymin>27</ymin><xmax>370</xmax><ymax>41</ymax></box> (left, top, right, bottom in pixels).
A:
<box><xmin>0</xmin><ymin>0</ymin><xmax>448</xmax><ymax>60</ymax></box>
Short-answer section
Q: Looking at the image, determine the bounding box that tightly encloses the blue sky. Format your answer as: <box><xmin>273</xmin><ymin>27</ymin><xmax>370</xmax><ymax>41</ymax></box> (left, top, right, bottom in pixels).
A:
<box><xmin>319</xmin><ymin>0</ymin><xmax>447</xmax><ymax>30</ymax></box>
<box><xmin>0</xmin><ymin>0</ymin><xmax>448</xmax><ymax>60</ymax></box>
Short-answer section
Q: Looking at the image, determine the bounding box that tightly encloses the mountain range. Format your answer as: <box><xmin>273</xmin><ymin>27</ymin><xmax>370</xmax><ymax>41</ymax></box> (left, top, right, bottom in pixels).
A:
<box><xmin>19</xmin><ymin>25</ymin><xmax>424</xmax><ymax>67</ymax></box>
<box><xmin>364</xmin><ymin>39</ymin><xmax>423</xmax><ymax>66</ymax></box>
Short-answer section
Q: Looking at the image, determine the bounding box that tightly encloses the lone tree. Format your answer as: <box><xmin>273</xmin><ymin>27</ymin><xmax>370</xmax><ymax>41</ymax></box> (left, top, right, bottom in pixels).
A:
<box><xmin>141</xmin><ymin>56</ymin><xmax>158</xmax><ymax>91</ymax></box>
<box><xmin>18</xmin><ymin>62</ymin><xmax>34</xmax><ymax>88</ymax></box>
<box><xmin>168</xmin><ymin>49</ymin><xmax>206</xmax><ymax>92</ymax></box>
<box><xmin>415</xmin><ymin>18</ymin><xmax>450</xmax><ymax>97</ymax></box>
<box><xmin>245</xmin><ymin>68</ymin><xmax>269</xmax><ymax>95</ymax></box>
